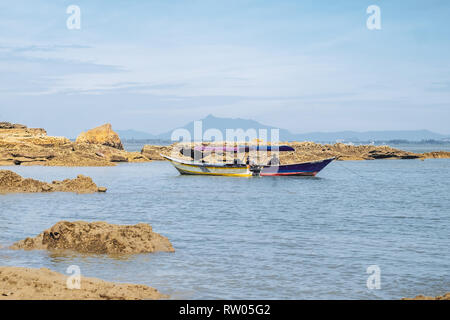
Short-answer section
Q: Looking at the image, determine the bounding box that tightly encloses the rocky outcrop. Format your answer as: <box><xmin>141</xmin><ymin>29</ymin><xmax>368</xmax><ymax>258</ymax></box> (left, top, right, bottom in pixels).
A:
<box><xmin>0</xmin><ymin>266</ymin><xmax>166</xmax><ymax>300</ymax></box>
<box><xmin>76</xmin><ymin>123</ymin><xmax>124</xmax><ymax>150</ymax></box>
<box><xmin>146</xmin><ymin>141</ymin><xmax>450</xmax><ymax>163</ymax></box>
<box><xmin>422</xmin><ymin>151</ymin><xmax>450</xmax><ymax>159</ymax></box>
<box><xmin>0</xmin><ymin>126</ymin><xmax>47</xmax><ymax>139</ymax></box>
<box><xmin>403</xmin><ymin>293</ymin><xmax>450</xmax><ymax>300</ymax></box>
<box><xmin>280</xmin><ymin>142</ymin><xmax>424</xmax><ymax>162</ymax></box>
<box><xmin>11</xmin><ymin>221</ymin><xmax>175</xmax><ymax>255</ymax></box>
<box><xmin>2</xmin><ymin>121</ymin><xmax>448</xmax><ymax>166</ymax></box>
<box><xmin>0</xmin><ymin>122</ymin><xmax>27</xmax><ymax>129</ymax></box>
<box><xmin>0</xmin><ymin>170</ymin><xmax>106</xmax><ymax>194</ymax></box>
<box><xmin>141</xmin><ymin>145</ymin><xmax>172</xmax><ymax>160</ymax></box>
<box><xmin>0</xmin><ymin>122</ymin><xmax>150</xmax><ymax>166</ymax></box>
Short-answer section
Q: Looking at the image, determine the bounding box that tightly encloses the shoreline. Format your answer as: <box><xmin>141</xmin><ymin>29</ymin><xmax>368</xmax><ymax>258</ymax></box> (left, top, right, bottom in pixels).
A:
<box><xmin>0</xmin><ymin>266</ymin><xmax>166</xmax><ymax>300</ymax></box>
<box><xmin>1</xmin><ymin>122</ymin><xmax>450</xmax><ymax>167</ymax></box>
<box><xmin>403</xmin><ymin>293</ymin><xmax>450</xmax><ymax>300</ymax></box>
<box><xmin>0</xmin><ymin>221</ymin><xmax>174</xmax><ymax>300</ymax></box>
<box><xmin>1</xmin><ymin>264</ymin><xmax>447</xmax><ymax>300</ymax></box>
<box><xmin>141</xmin><ymin>142</ymin><xmax>450</xmax><ymax>163</ymax></box>
<box><xmin>0</xmin><ymin>123</ymin><xmax>151</xmax><ymax>167</ymax></box>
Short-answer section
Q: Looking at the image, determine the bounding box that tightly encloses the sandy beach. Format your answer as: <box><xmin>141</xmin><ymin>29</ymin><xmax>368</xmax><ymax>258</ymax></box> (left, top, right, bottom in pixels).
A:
<box><xmin>0</xmin><ymin>266</ymin><xmax>165</xmax><ymax>300</ymax></box>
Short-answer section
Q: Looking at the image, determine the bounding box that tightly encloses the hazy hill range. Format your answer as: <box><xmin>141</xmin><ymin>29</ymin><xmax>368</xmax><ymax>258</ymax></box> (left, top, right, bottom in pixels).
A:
<box><xmin>116</xmin><ymin>129</ymin><xmax>156</xmax><ymax>140</ymax></box>
<box><xmin>292</xmin><ymin>130</ymin><xmax>447</xmax><ymax>142</ymax></box>
<box><xmin>118</xmin><ymin>115</ymin><xmax>449</xmax><ymax>142</ymax></box>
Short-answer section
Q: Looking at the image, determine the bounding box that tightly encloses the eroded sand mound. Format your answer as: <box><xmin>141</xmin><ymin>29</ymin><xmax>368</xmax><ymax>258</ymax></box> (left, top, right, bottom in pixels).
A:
<box><xmin>0</xmin><ymin>266</ymin><xmax>165</xmax><ymax>300</ymax></box>
<box><xmin>0</xmin><ymin>170</ymin><xmax>106</xmax><ymax>194</ymax></box>
<box><xmin>11</xmin><ymin>221</ymin><xmax>175</xmax><ymax>255</ymax></box>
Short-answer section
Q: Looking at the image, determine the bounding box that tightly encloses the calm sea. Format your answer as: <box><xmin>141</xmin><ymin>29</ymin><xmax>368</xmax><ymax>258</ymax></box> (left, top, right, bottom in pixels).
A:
<box><xmin>1</xmin><ymin>151</ymin><xmax>449</xmax><ymax>299</ymax></box>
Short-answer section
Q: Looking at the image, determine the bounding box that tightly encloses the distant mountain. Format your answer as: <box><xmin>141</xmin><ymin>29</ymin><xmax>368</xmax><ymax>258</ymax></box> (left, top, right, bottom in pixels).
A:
<box><xmin>116</xmin><ymin>129</ymin><xmax>156</xmax><ymax>140</ymax></box>
<box><xmin>292</xmin><ymin>130</ymin><xmax>448</xmax><ymax>142</ymax></box>
<box><xmin>157</xmin><ymin>114</ymin><xmax>292</xmax><ymax>141</ymax></box>
<box><xmin>118</xmin><ymin>115</ymin><xmax>449</xmax><ymax>142</ymax></box>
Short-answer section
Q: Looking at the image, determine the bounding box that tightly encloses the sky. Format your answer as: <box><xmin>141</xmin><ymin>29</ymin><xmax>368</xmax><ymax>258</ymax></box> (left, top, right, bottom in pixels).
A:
<box><xmin>0</xmin><ymin>0</ymin><xmax>449</xmax><ymax>137</ymax></box>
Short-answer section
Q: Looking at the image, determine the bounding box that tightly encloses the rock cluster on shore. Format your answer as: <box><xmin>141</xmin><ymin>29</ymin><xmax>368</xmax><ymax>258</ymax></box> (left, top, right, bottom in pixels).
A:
<box><xmin>280</xmin><ymin>142</ymin><xmax>423</xmax><ymax>162</ymax></box>
<box><xmin>144</xmin><ymin>141</ymin><xmax>450</xmax><ymax>163</ymax></box>
<box><xmin>0</xmin><ymin>266</ymin><xmax>165</xmax><ymax>300</ymax></box>
<box><xmin>0</xmin><ymin>122</ymin><xmax>149</xmax><ymax>166</ymax></box>
<box><xmin>141</xmin><ymin>144</ymin><xmax>172</xmax><ymax>160</ymax></box>
<box><xmin>0</xmin><ymin>170</ymin><xmax>106</xmax><ymax>194</ymax></box>
<box><xmin>1</xmin><ymin>121</ymin><xmax>449</xmax><ymax>166</ymax></box>
<box><xmin>11</xmin><ymin>221</ymin><xmax>175</xmax><ymax>255</ymax></box>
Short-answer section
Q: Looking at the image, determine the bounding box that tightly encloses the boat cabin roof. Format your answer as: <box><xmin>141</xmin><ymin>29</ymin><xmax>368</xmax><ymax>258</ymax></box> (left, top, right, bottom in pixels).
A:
<box><xmin>180</xmin><ymin>145</ymin><xmax>294</xmax><ymax>159</ymax></box>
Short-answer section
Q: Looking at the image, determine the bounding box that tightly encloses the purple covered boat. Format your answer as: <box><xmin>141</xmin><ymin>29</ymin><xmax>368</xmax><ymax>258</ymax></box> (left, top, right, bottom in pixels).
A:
<box><xmin>193</xmin><ymin>145</ymin><xmax>296</xmax><ymax>152</ymax></box>
<box><xmin>259</xmin><ymin>157</ymin><xmax>335</xmax><ymax>176</ymax></box>
<box><xmin>175</xmin><ymin>145</ymin><xmax>334</xmax><ymax>177</ymax></box>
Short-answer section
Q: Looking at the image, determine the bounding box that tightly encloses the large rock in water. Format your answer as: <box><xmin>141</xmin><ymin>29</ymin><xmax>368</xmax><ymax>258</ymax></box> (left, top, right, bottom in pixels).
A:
<box><xmin>11</xmin><ymin>221</ymin><xmax>175</xmax><ymax>255</ymax></box>
<box><xmin>76</xmin><ymin>123</ymin><xmax>124</xmax><ymax>150</ymax></box>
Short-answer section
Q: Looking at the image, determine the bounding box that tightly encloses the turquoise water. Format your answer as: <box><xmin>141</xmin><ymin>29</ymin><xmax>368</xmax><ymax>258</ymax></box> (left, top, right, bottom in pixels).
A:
<box><xmin>0</xmin><ymin>159</ymin><xmax>449</xmax><ymax>299</ymax></box>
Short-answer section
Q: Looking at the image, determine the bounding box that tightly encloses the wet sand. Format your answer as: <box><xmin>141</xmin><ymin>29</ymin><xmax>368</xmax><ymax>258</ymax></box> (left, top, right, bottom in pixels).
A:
<box><xmin>0</xmin><ymin>266</ymin><xmax>165</xmax><ymax>300</ymax></box>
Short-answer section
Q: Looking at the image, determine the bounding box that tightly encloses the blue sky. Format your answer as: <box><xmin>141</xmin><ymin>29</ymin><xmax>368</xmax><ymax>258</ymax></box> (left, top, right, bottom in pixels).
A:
<box><xmin>0</xmin><ymin>0</ymin><xmax>449</xmax><ymax>137</ymax></box>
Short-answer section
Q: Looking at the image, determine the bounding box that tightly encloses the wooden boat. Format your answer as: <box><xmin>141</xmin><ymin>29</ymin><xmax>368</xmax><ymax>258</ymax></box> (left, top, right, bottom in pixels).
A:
<box><xmin>162</xmin><ymin>155</ymin><xmax>252</xmax><ymax>177</ymax></box>
<box><xmin>260</xmin><ymin>157</ymin><xmax>335</xmax><ymax>176</ymax></box>
<box><xmin>162</xmin><ymin>145</ymin><xmax>334</xmax><ymax>177</ymax></box>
